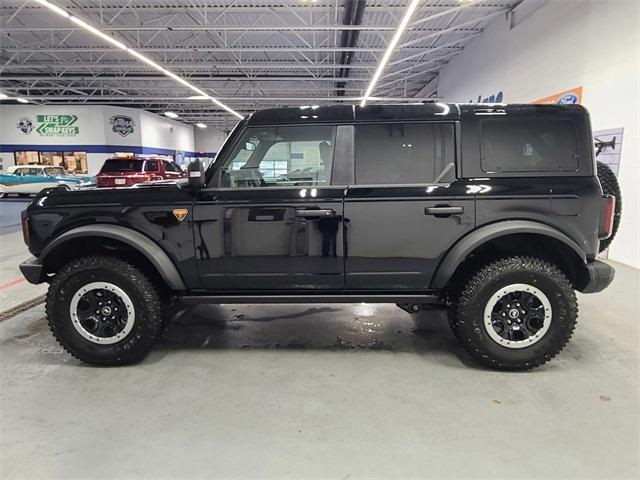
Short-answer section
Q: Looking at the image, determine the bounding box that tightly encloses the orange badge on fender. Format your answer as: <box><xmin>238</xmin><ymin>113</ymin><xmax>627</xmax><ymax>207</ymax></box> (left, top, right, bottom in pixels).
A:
<box><xmin>172</xmin><ymin>208</ymin><xmax>189</xmax><ymax>222</ymax></box>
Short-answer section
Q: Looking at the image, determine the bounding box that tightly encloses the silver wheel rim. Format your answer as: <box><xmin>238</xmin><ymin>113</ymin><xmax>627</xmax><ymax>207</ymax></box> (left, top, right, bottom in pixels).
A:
<box><xmin>483</xmin><ymin>283</ymin><xmax>552</xmax><ymax>349</ymax></box>
<box><xmin>69</xmin><ymin>282</ymin><xmax>135</xmax><ymax>345</ymax></box>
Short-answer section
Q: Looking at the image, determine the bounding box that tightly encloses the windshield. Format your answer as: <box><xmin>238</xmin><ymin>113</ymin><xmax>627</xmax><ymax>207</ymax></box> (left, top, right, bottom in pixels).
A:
<box><xmin>205</xmin><ymin>119</ymin><xmax>244</xmax><ymax>183</ymax></box>
<box><xmin>101</xmin><ymin>159</ymin><xmax>144</xmax><ymax>172</ymax></box>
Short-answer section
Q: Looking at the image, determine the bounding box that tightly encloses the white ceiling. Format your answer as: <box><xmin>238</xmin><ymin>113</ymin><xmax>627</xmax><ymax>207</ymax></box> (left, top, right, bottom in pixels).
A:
<box><xmin>1</xmin><ymin>1</ymin><xmax>522</xmax><ymax>130</ymax></box>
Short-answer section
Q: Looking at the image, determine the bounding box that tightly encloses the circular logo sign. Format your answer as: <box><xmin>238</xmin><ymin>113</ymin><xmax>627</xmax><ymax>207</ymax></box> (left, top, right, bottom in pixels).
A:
<box><xmin>17</xmin><ymin>117</ymin><xmax>33</xmax><ymax>134</ymax></box>
<box><xmin>557</xmin><ymin>93</ymin><xmax>579</xmax><ymax>105</ymax></box>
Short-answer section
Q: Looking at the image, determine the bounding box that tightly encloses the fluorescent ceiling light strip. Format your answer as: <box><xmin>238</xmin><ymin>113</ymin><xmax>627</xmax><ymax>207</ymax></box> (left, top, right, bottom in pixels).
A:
<box><xmin>70</xmin><ymin>16</ymin><xmax>127</xmax><ymax>50</ymax></box>
<box><xmin>31</xmin><ymin>0</ymin><xmax>243</xmax><ymax>120</ymax></box>
<box><xmin>126</xmin><ymin>48</ymin><xmax>164</xmax><ymax>72</ymax></box>
<box><xmin>360</xmin><ymin>0</ymin><xmax>421</xmax><ymax>107</ymax></box>
<box><xmin>33</xmin><ymin>0</ymin><xmax>69</xmax><ymax>17</ymax></box>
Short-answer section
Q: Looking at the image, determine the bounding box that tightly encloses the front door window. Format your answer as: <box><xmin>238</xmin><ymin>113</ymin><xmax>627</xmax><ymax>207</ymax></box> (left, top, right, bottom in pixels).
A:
<box><xmin>218</xmin><ymin>125</ymin><xmax>336</xmax><ymax>188</ymax></box>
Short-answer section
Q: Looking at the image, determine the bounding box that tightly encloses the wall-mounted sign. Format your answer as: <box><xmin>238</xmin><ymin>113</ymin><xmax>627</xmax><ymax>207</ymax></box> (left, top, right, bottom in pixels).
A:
<box><xmin>469</xmin><ymin>91</ymin><xmax>504</xmax><ymax>103</ymax></box>
<box><xmin>110</xmin><ymin>115</ymin><xmax>135</xmax><ymax>137</ymax></box>
<box><xmin>533</xmin><ymin>86</ymin><xmax>583</xmax><ymax>105</ymax></box>
<box><xmin>35</xmin><ymin>114</ymin><xmax>80</xmax><ymax>136</ymax></box>
<box><xmin>17</xmin><ymin>117</ymin><xmax>34</xmax><ymax>135</ymax></box>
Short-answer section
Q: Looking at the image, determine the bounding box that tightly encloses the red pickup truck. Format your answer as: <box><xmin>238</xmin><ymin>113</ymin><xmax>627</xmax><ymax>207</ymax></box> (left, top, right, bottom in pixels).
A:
<box><xmin>96</xmin><ymin>157</ymin><xmax>186</xmax><ymax>188</ymax></box>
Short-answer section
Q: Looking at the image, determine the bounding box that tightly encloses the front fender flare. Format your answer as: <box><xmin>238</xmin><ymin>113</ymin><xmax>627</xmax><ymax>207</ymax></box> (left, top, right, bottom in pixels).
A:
<box><xmin>40</xmin><ymin>224</ymin><xmax>187</xmax><ymax>291</ymax></box>
<box><xmin>430</xmin><ymin>220</ymin><xmax>586</xmax><ymax>289</ymax></box>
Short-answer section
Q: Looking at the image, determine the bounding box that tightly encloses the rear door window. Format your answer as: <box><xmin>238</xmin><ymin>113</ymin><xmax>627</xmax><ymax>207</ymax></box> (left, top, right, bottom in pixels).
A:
<box><xmin>354</xmin><ymin>123</ymin><xmax>455</xmax><ymax>185</ymax></box>
<box><xmin>145</xmin><ymin>161</ymin><xmax>159</xmax><ymax>172</ymax></box>
<box><xmin>480</xmin><ymin>118</ymin><xmax>579</xmax><ymax>173</ymax></box>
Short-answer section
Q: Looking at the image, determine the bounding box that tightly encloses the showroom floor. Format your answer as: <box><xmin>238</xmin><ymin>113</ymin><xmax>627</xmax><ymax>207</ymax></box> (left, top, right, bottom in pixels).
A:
<box><xmin>0</xmin><ymin>199</ymin><xmax>638</xmax><ymax>479</ymax></box>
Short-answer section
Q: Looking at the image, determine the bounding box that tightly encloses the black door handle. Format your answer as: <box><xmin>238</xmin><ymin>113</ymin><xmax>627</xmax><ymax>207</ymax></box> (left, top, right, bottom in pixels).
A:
<box><xmin>296</xmin><ymin>208</ymin><xmax>336</xmax><ymax>219</ymax></box>
<box><xmin>425</xmin><ymin>206</ymin><xmax>464</xmax><ymax>217</ymax></box>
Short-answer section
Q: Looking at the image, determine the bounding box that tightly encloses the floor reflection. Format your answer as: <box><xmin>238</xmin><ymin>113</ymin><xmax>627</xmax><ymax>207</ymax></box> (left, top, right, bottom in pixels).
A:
<box><xmin>158</xmin><ymin>303</ymin><xmax>466</xmax><ymax>360</ymax></box>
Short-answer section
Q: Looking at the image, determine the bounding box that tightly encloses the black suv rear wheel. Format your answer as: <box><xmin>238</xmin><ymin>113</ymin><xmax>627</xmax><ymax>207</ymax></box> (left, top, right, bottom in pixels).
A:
<box><xmin>46</xmin><ymin>256</ymin><xmax>163</xmax><ymax>366</ymax></box>
<box><xmin>449</xmin><ymin>257</ymin><xmax>577</xmax><ymax>370</ymax></box>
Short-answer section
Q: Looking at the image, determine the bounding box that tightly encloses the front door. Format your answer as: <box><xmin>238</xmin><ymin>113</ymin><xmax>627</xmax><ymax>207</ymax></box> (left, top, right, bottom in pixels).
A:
<box><xmin>345</xmin><ymin>122</ymin><xmax>475</xmax><ymax>290</ymax></box>
<box><xmin>194</xmin><ymin>124</ymin><xmax>346</xmax><ymax>290</ymax></box>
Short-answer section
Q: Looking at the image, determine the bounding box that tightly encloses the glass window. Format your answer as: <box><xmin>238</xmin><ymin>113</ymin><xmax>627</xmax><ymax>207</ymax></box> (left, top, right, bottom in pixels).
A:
<box><xmin>163</xmin><ymin>161</ymin><xmax>180</xmax><ymax>173</ymax></box>
<box><xmin>18</xmin><ymin>151</ymin><xmax>87</xmax><ymax>173</ymax></box>
<box><xmin>219</xmin><ymin>125</ymin><xmax>336</xmax><ymax>188</ymax></box>
<box><xmin>100</xmin><ymin>159</ymin><xmax>144</xmax><ymax>172</ymax></box>
<box><xmin>14</xmin><ymin>151</ymin><xmax>39</xmax><ymax>166</ymax></box>
<box><xmin>480</xmin><ymin>118</ymin><xmax>579</xmax><ymax>173</ymax></box>
<box><xmin>355</xmin><ymin>123</ymin><xmax>455</xmax><ymax>185</ymax></box>
<box><xmin>146</xmin><ymin>161</ymin><xmax>159</xmax><ymax>172</ymax></box>
<box><xmin>44</xmin><ymin>167</ymin><xmax>65</xmax><ymax>176</ymax></box>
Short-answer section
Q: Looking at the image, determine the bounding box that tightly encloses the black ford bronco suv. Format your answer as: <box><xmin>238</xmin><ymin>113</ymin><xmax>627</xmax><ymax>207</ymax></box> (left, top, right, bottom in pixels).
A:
<box><xmin>19</xmin><ymin>103</ymin><xmax>620</xmax><ymax>370</ymax></box>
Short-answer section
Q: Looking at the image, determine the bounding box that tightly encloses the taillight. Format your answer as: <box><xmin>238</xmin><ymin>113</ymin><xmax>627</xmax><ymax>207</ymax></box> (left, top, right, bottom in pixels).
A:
<box><xmin>21</xmin><ymin>212</ymin><xmax>30</xmax><ymax>246</ymax></box>
<box><xmin>602</xmin><ymin>196</ymin><xmax>616</xmax><ymax>239</ymax></box>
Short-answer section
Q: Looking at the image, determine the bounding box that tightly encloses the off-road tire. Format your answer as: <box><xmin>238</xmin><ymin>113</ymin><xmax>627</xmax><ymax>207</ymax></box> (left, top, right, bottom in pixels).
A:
<box><xmin>449</xmin><ymin>257</ymin><xmax>577</xmax><ymax>371</ymax></box>
<box><xmin>597</xmin><ymin>161</ymin><xmax>622</xmax><ymax>252</ymax></box>
<box><xmin>46</xmin><ymin>256</ymin><xmax>163</xmax><ymax>366</ymax></box>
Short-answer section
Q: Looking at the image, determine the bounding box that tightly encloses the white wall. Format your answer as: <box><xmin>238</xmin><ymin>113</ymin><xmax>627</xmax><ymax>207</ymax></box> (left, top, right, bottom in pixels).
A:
<box><xmin>139</xmin><ymin>110</ymin><xmax>194</xmax><ymax>152</ymax></box>
<box><xmin>0</xmin><ymin>105</ymin><xmax>196</xmax><ymax>174</ymax></box>
<box><xmin>194</xmin><ymin>127</ymin><xmax>227</xmax><ymax>153</ymax></box>
<box><xmin>0</xmin><ymin>105</ymin><xmax>143</xmax><ymax>145</ymax></box>
<box><xmin>437</xmin><ymin>0</ymin><xmax>640</xmax><ymax>268</ymax></box>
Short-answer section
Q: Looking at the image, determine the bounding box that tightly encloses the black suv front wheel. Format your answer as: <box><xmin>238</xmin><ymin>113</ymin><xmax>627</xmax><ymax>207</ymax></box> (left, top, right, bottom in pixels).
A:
<box><xmin>46</xmin><ymin>256</ymin><xmax>163</xmax><ymax>366</ymax></box>
<box><xmin>449</xmin><ymin>257</ymin><xmax>577</xmax><ymax>370</ymax></box>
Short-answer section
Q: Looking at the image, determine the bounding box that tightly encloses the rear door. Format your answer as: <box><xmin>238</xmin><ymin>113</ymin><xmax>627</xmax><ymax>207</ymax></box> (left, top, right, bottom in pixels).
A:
<box><xmin>345</xmin><ymin>122</ymin><xmax>475</xmax><ymax>290</ymax></box>
<box><xmin>194</xmin><ymin>123</ymin><xmax>350</xmax><ymax>290</ymax></box>
<box><xmin>145</xmin><ymin>160</ymin><xmax>161</xmax><ymax>180</ymax></box>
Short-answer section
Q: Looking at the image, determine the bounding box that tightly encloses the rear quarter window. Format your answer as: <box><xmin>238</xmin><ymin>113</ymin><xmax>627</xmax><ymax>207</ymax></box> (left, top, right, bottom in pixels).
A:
<box><xmin>480</xmin><ymin>118</ymin><xmax>579</xmax><ymax>173</ymax></box>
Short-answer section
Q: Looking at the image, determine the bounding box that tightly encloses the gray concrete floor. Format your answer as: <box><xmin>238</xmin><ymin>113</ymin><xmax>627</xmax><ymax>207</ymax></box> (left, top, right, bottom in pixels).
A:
<box><xmin>0</xmin><ymin>199</ymin><xmax>48</xmax><ymax>308</ymax></box>
<box><xmin>0</xmin><ymin>212</ymin><xmax>638</xmax><ymax>479</ymax></box>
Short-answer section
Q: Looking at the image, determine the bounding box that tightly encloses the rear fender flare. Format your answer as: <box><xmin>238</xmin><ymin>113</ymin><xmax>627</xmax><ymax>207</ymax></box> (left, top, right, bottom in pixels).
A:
<box><xmin>430</xmin><ymin>220</ymin><xmax>586</xmax><ymax>289</ymax></box>
<box><xmin>40</xmin><ymin>224</ymin><xmax>187</xmax><ymax>291</ymax></box>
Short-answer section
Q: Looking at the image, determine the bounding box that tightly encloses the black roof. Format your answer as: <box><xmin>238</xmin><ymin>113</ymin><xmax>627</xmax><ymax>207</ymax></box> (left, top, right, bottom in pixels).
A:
<box><xmin>245</xmin><ymin>103</ymin><xmax>587</xmax><ymax>125</ymax></box>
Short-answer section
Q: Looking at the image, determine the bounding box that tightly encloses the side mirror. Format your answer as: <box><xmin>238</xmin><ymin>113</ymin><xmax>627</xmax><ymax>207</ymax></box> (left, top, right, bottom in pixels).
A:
<box><xmin>187</xmin><ymin>159</ymin><xmax>205</xmax><ymax>189</ymax></box>
<box><xmin>245</xmin><ymin>142</ymin><xmax>256</xmax><ymax>151</ymax></box>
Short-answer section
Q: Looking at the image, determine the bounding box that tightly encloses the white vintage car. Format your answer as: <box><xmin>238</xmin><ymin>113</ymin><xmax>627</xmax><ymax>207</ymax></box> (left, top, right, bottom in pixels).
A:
<box><xmin>0</xmin><ymin>165</ymin><xmax>95</xmax><ymax>198</ymax></box>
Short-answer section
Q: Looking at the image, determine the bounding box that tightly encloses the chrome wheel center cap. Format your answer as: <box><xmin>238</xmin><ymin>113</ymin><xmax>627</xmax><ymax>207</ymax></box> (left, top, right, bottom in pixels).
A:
<box><xmin>101</xmin><ymin>306</ymin><xmax>112</xmax><ymax>316</ymax></box>
<box><xmin>508</xmin><ymin>308</ymin><xmax>520</xmax><ymax>319</ymax></box>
